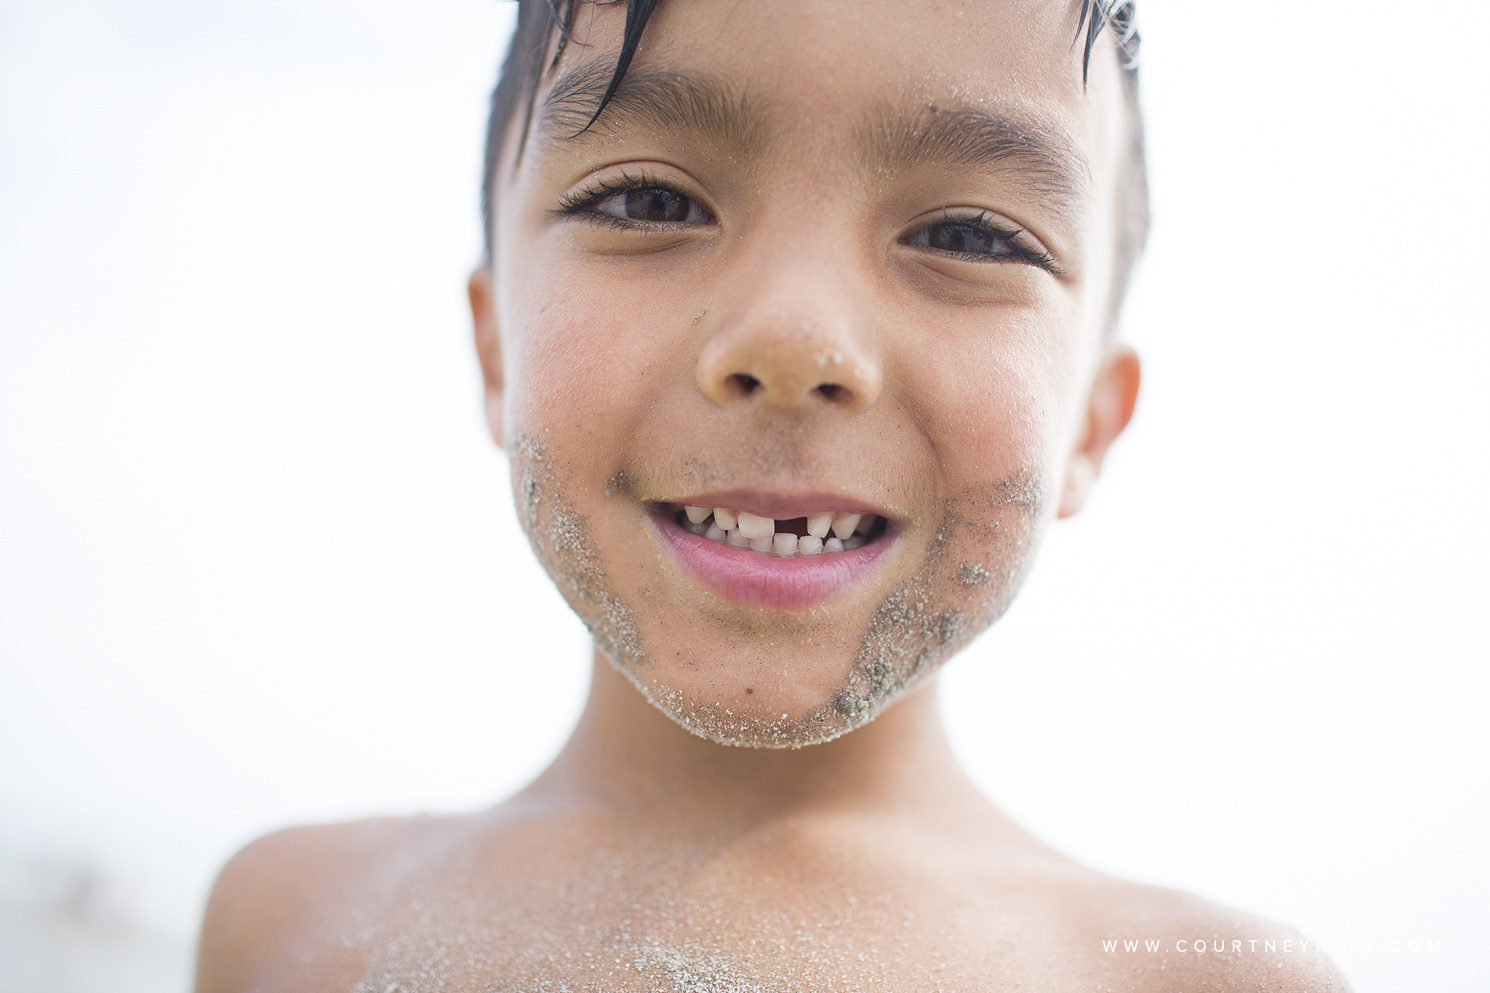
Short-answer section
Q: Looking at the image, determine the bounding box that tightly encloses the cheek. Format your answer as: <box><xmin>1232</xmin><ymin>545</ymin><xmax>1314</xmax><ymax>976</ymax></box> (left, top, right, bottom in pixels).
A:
<box><xmin>505</xmin><ymin>432</ymin><xmax>650</xmax><ymax>675</ymax></box>
<box><xmin>503</xmin><ymin>268</ymin><xmax>671</xmax><ymax>451</ymax></box>
<box><xmin>906</xmin><ymin>307</ymin><xmax>1076</xmax><ymax>490</ymax></box>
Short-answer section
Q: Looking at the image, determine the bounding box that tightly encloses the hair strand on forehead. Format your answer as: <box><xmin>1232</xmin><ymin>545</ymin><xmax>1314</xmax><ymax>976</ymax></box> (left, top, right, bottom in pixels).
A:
<box><xmin>581</xmin><ymin>0</ymin><xmax>659</xmax><ymax>133</ymax></box>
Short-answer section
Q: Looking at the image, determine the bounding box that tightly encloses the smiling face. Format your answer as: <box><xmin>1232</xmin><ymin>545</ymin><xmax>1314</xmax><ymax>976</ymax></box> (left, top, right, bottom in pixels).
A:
<box><xmin>474</xmin><ymin>0</ymin><xmax>1140</xmax><ymax>747</ymax></box>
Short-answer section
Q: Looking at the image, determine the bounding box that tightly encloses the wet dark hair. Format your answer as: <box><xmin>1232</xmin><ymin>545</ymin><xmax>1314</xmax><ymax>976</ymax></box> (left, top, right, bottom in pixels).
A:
<box><xmin>481</xmin><ymin>0</ymin><xmax>1147</xmax><ymax>324</ymax></box>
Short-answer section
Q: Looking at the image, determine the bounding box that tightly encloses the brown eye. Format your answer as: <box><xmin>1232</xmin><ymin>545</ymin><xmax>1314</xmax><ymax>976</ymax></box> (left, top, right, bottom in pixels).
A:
<box><xmin>621</xmin><ymin>188</ymin><xmax>692</xmax><ymax>222</ymax></box>
<box><xmin>581</xmin><ymin>183</ymin><xmax>714</xmax><ymax>225</ymax></box>
<box><xmin>922</xmin><ymin>221</ymin><xmax>1013</xmax><ymax>257</ymax></box>
<box><xmin>900</xmin><ymin>211</ymin><xmax>1060</xmax><ymax>272</ymax></box>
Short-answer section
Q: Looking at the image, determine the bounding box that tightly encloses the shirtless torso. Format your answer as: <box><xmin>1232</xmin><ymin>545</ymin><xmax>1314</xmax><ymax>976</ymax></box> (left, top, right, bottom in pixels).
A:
<box><xmin>196</xmin><ymin>660</ymin><xmax>1348</xmax><ymax>993</ymax></box>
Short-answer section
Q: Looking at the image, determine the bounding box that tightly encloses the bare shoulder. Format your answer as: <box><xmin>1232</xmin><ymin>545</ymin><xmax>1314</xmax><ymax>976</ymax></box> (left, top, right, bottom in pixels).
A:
<box><xmin>1058</xmin><ymin>866</ymin><xmax>1355</xmax><ymax>992</ymax></box>
<box><xmin>194</xmin><ymin>815</ymin><xmax>453</xmax><ymax>993</ymax></box>
<box><xmin>191</xmin><ymin>794</ymin><xmax>620</xmax><ymax>993</ymax></box>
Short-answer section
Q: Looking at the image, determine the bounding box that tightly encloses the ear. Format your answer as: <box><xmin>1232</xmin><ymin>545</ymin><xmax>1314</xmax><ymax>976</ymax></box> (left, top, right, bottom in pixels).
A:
<box><xmin>1057</xmin><ymin>343</ymin><xmax>1140</xmax><ymax>518</ymax></box>
<box><xmin>468</xmin><ymin>264</ymin><xmax>505</xmax><ymax>448</ymax></box>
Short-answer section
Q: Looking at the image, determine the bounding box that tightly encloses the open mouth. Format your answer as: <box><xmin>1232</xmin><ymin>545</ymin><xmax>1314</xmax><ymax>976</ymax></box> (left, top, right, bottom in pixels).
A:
<box><xmin>648</xmin><ymin>500</ymin><xmax>896</xmax><ymax>609</ymax></box>
<box><xmin>668</xmin><ymin>504</ymin><xmax>888</xmax><ymax>556</ymax></box>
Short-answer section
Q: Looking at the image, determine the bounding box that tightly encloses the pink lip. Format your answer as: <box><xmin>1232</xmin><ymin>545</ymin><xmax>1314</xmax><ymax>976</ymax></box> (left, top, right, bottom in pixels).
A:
<box><xmin>648</xmin><ymin>505</ymin><xmax>895</xmax><ymax>609</ymax></box>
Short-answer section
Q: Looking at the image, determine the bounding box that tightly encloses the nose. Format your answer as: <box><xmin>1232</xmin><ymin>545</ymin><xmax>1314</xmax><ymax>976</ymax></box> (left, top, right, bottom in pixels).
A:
<box><xmin>696</xmin><ymin>266</ymin><xmax>882</xmax><ymax>415</ymax></box>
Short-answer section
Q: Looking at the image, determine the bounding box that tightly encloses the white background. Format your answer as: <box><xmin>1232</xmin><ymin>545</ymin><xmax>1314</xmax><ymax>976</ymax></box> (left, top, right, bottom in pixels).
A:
<box><xmin>1</xmin><ymin>2</ymin><xmax>1485</xmax><ymax>991</ymax></box>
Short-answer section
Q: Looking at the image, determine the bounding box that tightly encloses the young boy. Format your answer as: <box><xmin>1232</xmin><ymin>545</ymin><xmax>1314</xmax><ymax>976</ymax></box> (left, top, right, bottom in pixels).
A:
<box><xmin>196</xmin><ymin>2</ymin><xmax>1351</xmax><ymax>989</ymax></box>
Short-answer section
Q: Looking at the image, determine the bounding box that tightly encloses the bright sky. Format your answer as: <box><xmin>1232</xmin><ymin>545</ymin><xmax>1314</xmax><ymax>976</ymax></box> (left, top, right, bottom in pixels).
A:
<box><xmin>1</xmin><ymin>3</ymin><xmax>1486</xmax><ymax>992</ymax></box>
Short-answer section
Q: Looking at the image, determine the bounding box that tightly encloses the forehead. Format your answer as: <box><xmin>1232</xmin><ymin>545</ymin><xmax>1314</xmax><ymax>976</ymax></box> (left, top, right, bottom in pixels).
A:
<box><xmin>528</xmin><ymin>0</ymin><xmax>1111</xmax><ymax>170</ymax></box>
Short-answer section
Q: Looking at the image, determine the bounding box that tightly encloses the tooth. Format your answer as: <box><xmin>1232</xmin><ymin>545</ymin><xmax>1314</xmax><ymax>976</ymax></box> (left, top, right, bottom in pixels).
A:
<box><xmin>772</xmin><ymin>533</ymin><xmax>798</xmax><ymax>556</ymax></box>
<box><xmin>737</xmin><ymin>512</ymin><xmax>775</xmax><ymax>540</ymax></box>
<box><xmin>843</xmin><ymin>535</ymin><xmax>865</xmax><ymax>550</ymax></box>
<box><xmin>855</xmin><ymin>515</ymin><xmax>876</xmax><ymax>535</ymax></box>
<box><xmin>830</xmin><ymin>513</ymin><xmax>862</xmax><ymax>539</ymax></box>
<box><xmin>798</xmin><ymin>535</ymin><xmax>823</xmax><ymax>555</ymax></box>
<box><xmin>686</xmin><ymin>520</ymin><xmax>708</xmax><ymax>536</ymax></box>
<box><xmin>824</xmin><ymin>537</ymin><xmax>845</xmax><ymax>554</ymax></box>
<box><xmin>713</xmin><ymin>508</ymin><xmax>737</xmax><ymax>530</ymax></box>
<box><xmin>705</xmin><ymin>524</ymin><xmax>727</xmax><ymax>542</ymax></box>
<box><xmin>726</xmin><ymin>529</ymin><xmax>749</xmax><ymax>548</ymax></box>
<box><xmin>806</xmin><ymin>512</ymin><xmax>833</xmax><ymax>539</ymax></box>
<box><xmin>748</xmin><ymin>535</ymin><xmax>774</xmax><ymax>553</ymax></box>
<box><xmin>684</xmin><ymin>505</ymin><xmax>712</xmax><ymax>524</ymax></box>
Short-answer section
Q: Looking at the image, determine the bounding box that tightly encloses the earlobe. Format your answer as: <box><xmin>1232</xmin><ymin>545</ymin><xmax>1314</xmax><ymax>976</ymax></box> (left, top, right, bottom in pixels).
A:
<box><xmin>1057</xmin><ymin>344</ymin><xmax>1140</xmax><ymax>518</ymax></box>
<box><xmin>468</xmin><ymin>264</ymin><xmax>505</xmax><ymax>448</ymax></box>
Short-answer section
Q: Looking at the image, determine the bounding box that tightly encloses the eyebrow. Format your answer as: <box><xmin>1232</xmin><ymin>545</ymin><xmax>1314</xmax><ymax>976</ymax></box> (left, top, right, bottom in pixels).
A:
<box><xmin>537</xmin><ymin>59</ymin><xmax>761</xmax><ymax>153</ymax></box>
<box><xmin>861</xmin><ymin>105</ymin><xmax>1090</xmax><ymax>213</ymax></box>
<box><xmin>536</xmin><ymin>62</ymin><xmax>1085</xmax><ymax>215</ymax></box>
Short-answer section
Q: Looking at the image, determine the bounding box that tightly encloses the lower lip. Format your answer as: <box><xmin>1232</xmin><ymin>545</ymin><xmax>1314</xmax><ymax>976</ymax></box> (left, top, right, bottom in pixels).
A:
<box><xmin>648</xmin><ymin>506</ymin><xmax>895</xmax><ymax>609</ymax></box>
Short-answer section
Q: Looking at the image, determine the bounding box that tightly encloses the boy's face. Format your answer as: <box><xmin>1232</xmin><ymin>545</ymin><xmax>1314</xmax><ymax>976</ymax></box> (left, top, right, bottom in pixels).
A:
<box><xmin>475</xmin><ymin>0</ymin><xmax>1139</xmax><ymax>746</ymax></box>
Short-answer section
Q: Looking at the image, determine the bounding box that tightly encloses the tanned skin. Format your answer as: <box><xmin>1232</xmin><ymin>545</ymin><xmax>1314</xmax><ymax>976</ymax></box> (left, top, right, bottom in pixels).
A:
<box><xmin>196</xmin><ymin>2</ymin><xmax>1351</xmax><ymax>990</ymax></box>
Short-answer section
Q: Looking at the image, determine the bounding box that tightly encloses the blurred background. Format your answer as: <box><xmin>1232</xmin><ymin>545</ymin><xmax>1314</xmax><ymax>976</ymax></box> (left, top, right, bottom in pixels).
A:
<box><xmin>1</xmin><ymin>1</ymin><xmax>1485</xmax><ymax>990</ymax></box>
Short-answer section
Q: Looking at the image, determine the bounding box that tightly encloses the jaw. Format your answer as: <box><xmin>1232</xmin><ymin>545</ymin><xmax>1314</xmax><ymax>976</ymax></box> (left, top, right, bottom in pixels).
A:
<box><xmin>512</xmin><ymin>434</ymin><xmax>1053</xmax><ymax>748</ymax></box>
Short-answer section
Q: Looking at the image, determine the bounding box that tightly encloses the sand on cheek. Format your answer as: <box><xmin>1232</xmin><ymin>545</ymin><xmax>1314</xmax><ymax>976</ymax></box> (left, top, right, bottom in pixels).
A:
<box><xmin>511</xmin><ymin>436</ymin><xmax>648</xmax><ymax>671</ymax></box>
<box><xmin>831</xmin><ymin>470</ymin><xmax>1048</xmax><ymax>725</ymax></box>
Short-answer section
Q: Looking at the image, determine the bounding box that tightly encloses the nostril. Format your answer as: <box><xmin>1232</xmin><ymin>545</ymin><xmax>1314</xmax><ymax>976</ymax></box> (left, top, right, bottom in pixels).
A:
<box><xmin>728</xmin><ymin>373</ymin><xmax>762</xmax><ymax>397</ymax></box>
<box><xmin>814</xmin><ymin>382</ymin><xmax>849</xmax><ymax>404</ymax></box>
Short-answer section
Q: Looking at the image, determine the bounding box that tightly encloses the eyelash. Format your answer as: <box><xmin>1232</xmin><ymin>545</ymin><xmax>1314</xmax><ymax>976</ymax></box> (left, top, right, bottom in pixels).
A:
<box><xmin>554</xmin><ymin>172</ymin><xmax>715</xmax><ymax>229</ymax></box>
<box><xmin>907</xmin><ymin>210</ymin><xmax>1063</xmax><ymax>275</ymax></box>
<box><xmin>556</xmin><ymin>176</ymin><xmax>1060</xmax><ymax>273</ymax></box>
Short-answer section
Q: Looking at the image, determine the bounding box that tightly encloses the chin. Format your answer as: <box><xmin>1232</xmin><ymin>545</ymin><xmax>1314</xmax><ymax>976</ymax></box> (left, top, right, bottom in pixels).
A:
<box><xmin>605</xmin><ymin>623</ymin><xmax>876</xmax><ymax>749</ymax></box>
<box><xmin>510</xmin><ymin>433</ymin><xmax>1051</xmax><ymax>749</ymax></box>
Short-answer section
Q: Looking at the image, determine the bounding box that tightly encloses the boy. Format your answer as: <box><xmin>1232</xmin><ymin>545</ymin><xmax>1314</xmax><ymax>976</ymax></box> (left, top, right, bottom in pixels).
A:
<box><xmin>196</xmin><ymin>2</ymin><xmax>1351</xmax><ymax>989</ymax></box>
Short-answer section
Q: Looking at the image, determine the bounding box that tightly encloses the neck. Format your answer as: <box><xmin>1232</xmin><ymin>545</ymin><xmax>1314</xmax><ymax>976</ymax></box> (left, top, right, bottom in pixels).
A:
<box><xmin>527</xmin><ymin>648</ymin><xmax>1005</xmax><ymax>837</ymax></box>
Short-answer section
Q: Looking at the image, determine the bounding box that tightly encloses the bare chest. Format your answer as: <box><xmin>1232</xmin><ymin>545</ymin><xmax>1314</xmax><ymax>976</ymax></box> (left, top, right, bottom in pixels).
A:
<box><xmin>269</xmin><ymin>817</ymin><xmax>1131</xmax><ymax>993</ymax></box>
<box><xmin>312</xmin><ymin>864</ymin><xmax>1103</xmax><ymax>992</ymax></box>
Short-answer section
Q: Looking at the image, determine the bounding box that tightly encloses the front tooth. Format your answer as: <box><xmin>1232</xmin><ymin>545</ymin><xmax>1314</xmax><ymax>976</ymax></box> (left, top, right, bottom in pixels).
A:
<box><xmin>705</xmin><ymin>524</ymin><xmax>727</xmax><ymax>542</ymax></box>
<box><xmin>684</xmin><ymin>505</ymin><xmax>712</xmax><ymax>524</ymax></box>
<box><xmin>824</xmin><ymin>536</ymin><xmax>845</xmax><ymax>553</ymax></box>
<box><xmin>798</xmin><ymin>535</ymin><xmax>823</xmax><ymax>555</ymax></box>
<box><xmin>748</xmin><ymin>535</ymin><xmax>774</xmax><ymax>553</ymax></box>
<box><xmin>830</xmin><ymin>513</ymin><xmax>862</xmax><ymax>539</ymax></box>
<box><xmin>737</xmin><ymin>512</ymin><xmax>775</xmax><ymax>540</ymax></box>
<box><xmin>713</xmin><ymin>508</ymin><xmax>737</xmax><ymax>530</ymax></box>
<box><xmin>806</xmin><ymin>512</ymin><xmax>834</xmax><ymax>539</ymax></box>
<box><xmin>726</xmin><ymin>528</ymin><xmax>749</xmax><ymax>548</ymax></box>
<box><xmin>773</xmin><ymin>533</ymin><xmax>798</xmax><ymax>556</ymax></box>
<box><xmin>855</xmin><ymin>514</ymin><xmax>877</xmax><ymax>535</ymax></box>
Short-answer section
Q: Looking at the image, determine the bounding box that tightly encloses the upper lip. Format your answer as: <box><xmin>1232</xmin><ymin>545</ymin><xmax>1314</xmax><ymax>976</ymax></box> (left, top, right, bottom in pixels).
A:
<box><xmin>654</xmin><ymin>488</ymin><xmax>896</xmax><ymax>523</ymax></box>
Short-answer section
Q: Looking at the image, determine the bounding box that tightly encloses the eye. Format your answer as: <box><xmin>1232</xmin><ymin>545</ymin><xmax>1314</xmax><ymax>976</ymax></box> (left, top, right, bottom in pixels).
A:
<box><xmin>596</xmin><ymin>187</ymin><xmax>709</xmax><ymax>224</ymax></box>
<box><xmin>901</xmin><ymin>211</ymin><xmax>1059</xmax><ymax>273</ymax></box>
<box><xmin>921</xmin><ymin>221</ymin><xmax>1014</xmax><ymax>256</ymax></box>
<box><xmin>558</xmin><ymin>175</ymin><xmax>715</xmax><ymax>227</ymax></box>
